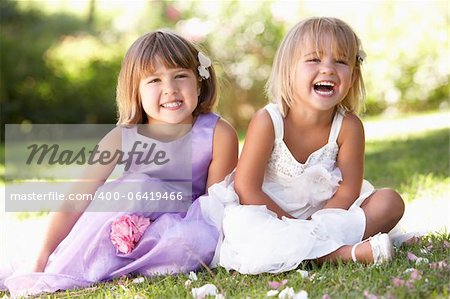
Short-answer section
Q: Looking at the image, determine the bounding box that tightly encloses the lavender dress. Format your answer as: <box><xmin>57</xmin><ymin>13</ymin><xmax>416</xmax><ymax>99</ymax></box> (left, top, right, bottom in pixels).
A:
<box><xmin>2</xmin><ymin>113</ymin><xmax>220</xmax><ymax>297</ymax></box>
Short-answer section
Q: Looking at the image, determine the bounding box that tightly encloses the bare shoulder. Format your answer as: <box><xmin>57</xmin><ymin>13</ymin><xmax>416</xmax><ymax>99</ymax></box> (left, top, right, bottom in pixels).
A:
<box><xmin>247</xmin><ymin>108</ymin><xmax>275</xmax><ymax>139</ymax></box>
<box><xmin>213</xmin><ymin>118</ymin><xmax>238</xmax><ymax>163</ymax></box>
<box><xmin>214</xmin><ymin>118</ymin><xmax>238</xmax><ymax>143</ymax></box>
<box><xmin>98</xmin><ymin>126</ymin><xmax>122</xmax><ymax>150</ymax></box>
<box><xmin>239</xmin><ymin>107</ymin><xmax>275</xmax><ymax>160</ymax></box>
<box><xmin>212</xmin><ymin>117</ymin><xmax>239</xmax><ymax>158</ymax></box>
<box><xmin>252</xmin><ymin>108</ymin><xmax>275</xmax><ymax>128</ymax></box>
<box><xmin>342</xmin><ymin>112</ymin><xmax>364</xmax><ymax>129</ymax></box>
<box><xmin>339</xmin><ymin>112</ymin><xmax>364</xmax><ymax>142</ymax></box>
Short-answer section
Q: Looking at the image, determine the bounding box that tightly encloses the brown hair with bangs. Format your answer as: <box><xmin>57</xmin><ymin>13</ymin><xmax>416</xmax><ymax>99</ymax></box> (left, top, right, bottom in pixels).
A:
<box><xmin>266</xmin><ymin>17</ymin><xmax>365</xmax><ymax>116</ymax></box>
<box><xmin>116</xmin><ymin>30</ymin><xmax>218</xmax><ymax>124</ymax></box>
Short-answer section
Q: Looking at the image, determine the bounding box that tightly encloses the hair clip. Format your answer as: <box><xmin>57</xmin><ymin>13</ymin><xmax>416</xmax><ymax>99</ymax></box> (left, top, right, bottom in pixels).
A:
<box><xmin>357</xmin><ymin>50</ymin><xmax>366</xmax><ymax>63</ymax></box>
<box><xmin>198</xmin><ymin>52</ymin><xmax>211</xmax><ymax>80</ymax></box>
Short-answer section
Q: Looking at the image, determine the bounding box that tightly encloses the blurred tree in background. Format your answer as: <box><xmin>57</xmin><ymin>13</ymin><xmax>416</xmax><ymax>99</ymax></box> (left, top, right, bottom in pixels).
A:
<box><xmin>0</xmin><ymin>0</ymin><xmax>448</xmax><ymax>137</ymax></box>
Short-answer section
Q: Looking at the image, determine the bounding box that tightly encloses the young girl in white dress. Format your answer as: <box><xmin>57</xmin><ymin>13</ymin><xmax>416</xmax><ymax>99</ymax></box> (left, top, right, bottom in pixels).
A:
<box><xmin>200</xmin><ymin>17</ymin><xmax>405</xmax><ymax>274</ymax></box>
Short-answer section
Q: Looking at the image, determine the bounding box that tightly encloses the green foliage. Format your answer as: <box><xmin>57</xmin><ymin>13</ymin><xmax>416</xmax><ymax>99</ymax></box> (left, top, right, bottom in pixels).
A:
<box><xmin>0</xmin><ymin>0</ymin><xmax>448</xmax><ymax>134</ymax></box>
<box><xmin>199</xmin><ymin>1</ymin><xmax>287</xmax><ymax>130</ymax></box>
<box><xmin>361</xmin><ymin>1</ymin><xmax>448</xmax><ymax>116</ymax></box>
<box><xmin>0</xmin><ymin>0</ymin><xmax>119</xmax><ymax>132</ymax></box>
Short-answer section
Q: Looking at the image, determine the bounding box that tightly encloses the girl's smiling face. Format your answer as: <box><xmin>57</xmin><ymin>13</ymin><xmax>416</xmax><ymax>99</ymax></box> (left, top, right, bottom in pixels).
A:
<box><xmin>293</xmin><ymin>34</ymin><xmax>355</xmax><ymax>113</ymax></box>
<box><xmin>139</xmin><ymin>59</ymin><xmax>200</xmax><ymax>125</ymax></box>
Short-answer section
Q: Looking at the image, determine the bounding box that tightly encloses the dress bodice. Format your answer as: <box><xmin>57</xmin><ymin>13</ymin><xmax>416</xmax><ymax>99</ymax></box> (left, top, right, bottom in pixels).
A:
<box><xmin>121</xmin><ymin>113</ymin><xmax>219</xmax><ymax>201</ymax></box>
<box><xmin>263</xmin><ymin>103</ymin><xmax>344</xmax><ymax>219</ymax></box>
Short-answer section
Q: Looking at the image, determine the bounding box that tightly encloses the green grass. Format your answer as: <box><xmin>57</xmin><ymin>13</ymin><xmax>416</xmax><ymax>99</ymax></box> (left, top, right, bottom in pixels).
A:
<box><xmin>365</xmin><ymin>128</ymin><xmax>449</xmax><ymax>202</ymax></box>
<box><xmin>1</xmin><ymin>232</ymin><xmax>448</xmax><ymax>298</ymax></box>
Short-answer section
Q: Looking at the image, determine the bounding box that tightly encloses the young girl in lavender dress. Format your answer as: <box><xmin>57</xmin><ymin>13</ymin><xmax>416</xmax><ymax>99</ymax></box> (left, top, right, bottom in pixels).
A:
<box><xmin>1</xmin><ymin>30</ymin><xmax>238</xmax><ymax>296</ymax></box>
<box><xmin>201</xmin><ymin>17</ymin><xmax>405</xmax><ymax>274</ymax></box>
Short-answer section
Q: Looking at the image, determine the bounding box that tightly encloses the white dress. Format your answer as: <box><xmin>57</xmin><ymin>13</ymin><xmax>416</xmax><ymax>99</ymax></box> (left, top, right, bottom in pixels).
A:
<box><xmin>199</xmin><ymin>103</ymin><xmax>376</xmax><ymax>274</ymax></box>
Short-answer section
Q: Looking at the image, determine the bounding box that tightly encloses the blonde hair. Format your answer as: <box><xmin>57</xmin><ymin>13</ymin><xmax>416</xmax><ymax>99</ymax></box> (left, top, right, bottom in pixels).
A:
<box><xmin>116</xmin><ymin>30</ymin><xmax>218</xmax><ymax>124</ymax></box>
<box><xmin>266</xmin><ymin>17</ymin><xmax>366</xmax><ymax>116</ymax></box>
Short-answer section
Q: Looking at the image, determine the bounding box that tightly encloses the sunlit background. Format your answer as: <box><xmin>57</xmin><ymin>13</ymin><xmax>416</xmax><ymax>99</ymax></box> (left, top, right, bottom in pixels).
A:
<box><xmin>1</xmin><ymin>0</ymin><xmax>448</xmax><ymax>133</ymax></box>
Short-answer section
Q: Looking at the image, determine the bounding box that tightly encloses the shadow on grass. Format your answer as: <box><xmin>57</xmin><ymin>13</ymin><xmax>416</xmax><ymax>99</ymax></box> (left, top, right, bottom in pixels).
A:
<box><xmin>365</xmin><ymin>128</ymin><xmax>449</xmax><ymax>197</ymax></box>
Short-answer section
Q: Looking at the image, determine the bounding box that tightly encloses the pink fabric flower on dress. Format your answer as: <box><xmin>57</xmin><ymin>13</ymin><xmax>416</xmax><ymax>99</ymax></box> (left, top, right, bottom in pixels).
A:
<box><xmin>110</xmin><ymin>215</ymin><xmax>151</xmax><ymax>254</ymax></box>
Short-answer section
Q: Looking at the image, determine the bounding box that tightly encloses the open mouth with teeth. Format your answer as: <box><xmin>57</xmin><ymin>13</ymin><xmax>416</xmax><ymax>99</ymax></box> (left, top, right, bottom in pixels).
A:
<box><xmin>161</xmin><ymin>100</ymin><xmax>183</xmax><ymax>109</ymax></box>
<box><xmin>313</xmin><ymin>81</ymin><xmax>336</xmax><ymax>96</ymax></box>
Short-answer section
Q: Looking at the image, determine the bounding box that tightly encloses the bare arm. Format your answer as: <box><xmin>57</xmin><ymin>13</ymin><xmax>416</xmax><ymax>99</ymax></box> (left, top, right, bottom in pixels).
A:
<box><xmin>206</xmin><ymin>118</ymin><xmax>239</xmax><ymax>188</ymax></box>
<box><xmin>322</xmin><ymin>113</ymin><xmax>365</xmax><ymax>209</ymax></box>
<box><xmin>32</xmin><ymin>127</ymin><xmax>122</xmax><ymax>271</ymax></box>
<box><xmin>234</xmin><ymin>110</ymin><xmax>293</xmax><ymax>219</ymax></box>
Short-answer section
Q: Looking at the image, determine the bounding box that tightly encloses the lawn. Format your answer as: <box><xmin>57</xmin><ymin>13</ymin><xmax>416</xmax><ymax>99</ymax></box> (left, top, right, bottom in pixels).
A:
<box><xmin>1</xmin><ymin>112</ymin><xmax>449</xmax><ymax>298</ymax></box>
<box><xmin>365</xmin><ymin>128</ymin><xmax>449</xmax><ymax>203</ymax></box>
<box><xmin>3</xmin><ymin>233</ymin><xmax>447</xmax><ymax>298</ymax></box>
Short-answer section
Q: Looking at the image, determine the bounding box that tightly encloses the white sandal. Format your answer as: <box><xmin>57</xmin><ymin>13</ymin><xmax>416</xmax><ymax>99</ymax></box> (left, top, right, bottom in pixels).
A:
<box><xmin>351</xmin><ymin>233</ymin><xmax>394</xmax><ymax>265</ymax></box>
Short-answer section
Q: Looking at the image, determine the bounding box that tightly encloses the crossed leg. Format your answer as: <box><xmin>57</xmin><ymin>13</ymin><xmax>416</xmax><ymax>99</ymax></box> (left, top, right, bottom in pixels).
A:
<box><xmin>318</xmin><ymin>188</ymin><xmax>405</xmax><ymax>264</ymax></box>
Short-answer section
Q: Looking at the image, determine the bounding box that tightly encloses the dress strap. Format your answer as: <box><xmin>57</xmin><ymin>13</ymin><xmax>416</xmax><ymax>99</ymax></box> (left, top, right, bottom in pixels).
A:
<box><xmin>328</xmin><ymin>108</ymin><xmax>345</xmax><ymax>143</ymax></box>
<box><xmin>191</xmin><ymin>112</ymin><xmax>219</xmax><ymax>200</ymax></box>
<box><xmin>120</xmin><ymin>125</ymin><xmax>137</xmax><ymax>153</ymax></box>
<box><xmin>192</xmin><ymin>112</ymin><xmax>219</xmax><ymax>132</ymax></box>
<box><xmin>264</xmin><ymin>103</ymin><xmax>284</xmax><ymax>140</ymax></box>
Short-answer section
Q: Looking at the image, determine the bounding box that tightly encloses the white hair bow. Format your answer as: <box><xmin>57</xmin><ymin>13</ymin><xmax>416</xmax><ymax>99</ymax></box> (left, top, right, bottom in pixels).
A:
<box><xmin>357</xmin><ymin>50</ymin><xmax>366</xmax><ymax>63</ymax></box>
<box><xmin>198</xmin><ymin>52</ymin><xmax>211</xmax><ymax>80</ymax></box>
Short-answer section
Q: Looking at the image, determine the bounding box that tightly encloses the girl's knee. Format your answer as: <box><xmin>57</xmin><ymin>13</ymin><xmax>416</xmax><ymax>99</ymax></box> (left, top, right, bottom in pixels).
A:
<box><xmin>378</xmin><ymin>188</ymin><xmax>405</xmax><ymax>220</ymax></box>
<box><xmin>362</xmin><ymin>189</ymin><xmax>405</xmax><ymax>236</ymax></box>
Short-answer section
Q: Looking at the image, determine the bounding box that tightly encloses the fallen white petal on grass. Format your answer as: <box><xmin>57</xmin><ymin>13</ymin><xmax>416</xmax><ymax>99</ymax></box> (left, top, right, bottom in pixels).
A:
<box><xmin>267</xmin><ymin>290</ymin><xmax>279</xmax><ymax>297</ymax></box>
<box><xmin>278</xmin><ymin>287</ymin><xmax>308</xmax><ymax>299</ymax></box>
<box><xmin>189</xmin><ymin>271</ymin><xmax>199</xmax><ymax>281</ymax></box>
<box><xmin>296</xmin><ymin>270</ymin><xmax>309</xmax><ymax>278</ymax></box>
<box><xmin>132</xmin><ymin>277</ymin><xmax>145</xmax><ymax>284</ymax></box>
<box><xmin>191</xmin><ymin>283</ymin><xmax>218</xmax><ymax>299</ymax></box>
<box><xmin>416</xmin><ymin>257</ymin><xmax>430</xmax><ymax>265</ymax></box>
<box><xmin>293</xmin><ymin>290</ymin><xmax>308</xmax><ymax>299</ymax></box>
<box><xmin>316</xmin><ymin>275</ymin><xmax>325</xmax><ymax>281</ymax></box>
<box><xmin>278</xmin><ymin>287</ymin><xmax>295</xmax><ymax>299</ymax></box>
